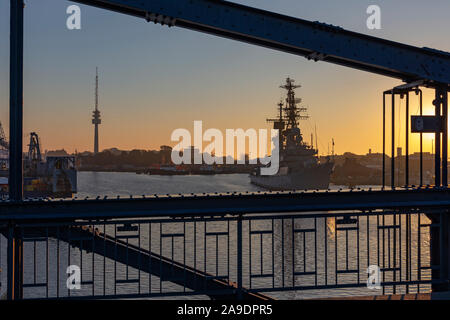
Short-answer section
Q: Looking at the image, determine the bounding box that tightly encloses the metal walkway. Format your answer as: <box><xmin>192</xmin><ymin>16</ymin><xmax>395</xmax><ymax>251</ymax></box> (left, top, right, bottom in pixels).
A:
<box><xmin>0</xmin><ymin>187</ymin><xmax>449</xmax><ymax>220</ymax></box>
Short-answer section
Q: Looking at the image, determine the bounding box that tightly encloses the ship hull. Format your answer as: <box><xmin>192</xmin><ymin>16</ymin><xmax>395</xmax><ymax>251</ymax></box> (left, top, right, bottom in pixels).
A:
<box><xmin>250</xmin><ymin>163</ymin><xmax>334</xmax><ymax>190</ymax></box>
<box><xmin>0</xmin><ymin>170</ymin><xmax>77</xmax><ymax>199</ymax></box>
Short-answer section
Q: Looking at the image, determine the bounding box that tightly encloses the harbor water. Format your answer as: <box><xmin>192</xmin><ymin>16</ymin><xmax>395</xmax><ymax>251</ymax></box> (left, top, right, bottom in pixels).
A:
<box><xmin>0</xmin><ymin>172</ymin><xmax>431</xmax><ymax>299</ymax></box>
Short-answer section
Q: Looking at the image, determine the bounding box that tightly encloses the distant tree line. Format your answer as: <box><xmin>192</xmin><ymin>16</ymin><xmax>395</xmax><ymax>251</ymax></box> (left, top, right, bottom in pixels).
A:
<box><xmin>78</xmin><ymin>149</ymin><xmax>162</xmax><ymax>168</ymax></box>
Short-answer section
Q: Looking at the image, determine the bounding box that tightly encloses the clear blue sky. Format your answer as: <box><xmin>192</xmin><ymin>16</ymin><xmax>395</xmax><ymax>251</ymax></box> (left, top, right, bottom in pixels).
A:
<box><xmin>1</xmin><ymin>0</ymin><xmax>449</xmax><ymax>154</ymax></box>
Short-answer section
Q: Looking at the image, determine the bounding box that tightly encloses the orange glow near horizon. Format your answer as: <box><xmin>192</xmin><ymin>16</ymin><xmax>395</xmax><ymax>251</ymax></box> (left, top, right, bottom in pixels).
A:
<box><xmin>12</xmin><ymin>88</ymin><xmax>448</xmax><ymax>157</ymax></box>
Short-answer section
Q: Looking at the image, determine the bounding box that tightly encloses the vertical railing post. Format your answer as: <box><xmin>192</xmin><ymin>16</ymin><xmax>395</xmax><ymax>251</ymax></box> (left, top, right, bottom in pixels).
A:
<box><xmin>10</xmin><ymin>0</ymin><xmax>24</xmax><ymax>200</ymax></box>
<box><xmin>237</xmin><ymin>214</ymin><xmax>243</xmax><ymax>300</ymax></box>
<box><xmin>441</xmin><ymin>87</ymin><xmax>449</xmax><ymax>290</ymax></box>
<box><xmin>428</xmin><ymin>210</ymin><xmax>449</xmax><ymax>293</ymax></box>
<box><xmin>391</xmin><ymin>90</ymin><xmax>395</xmax><ymax>188</ymax></box>
<box><xmin>439</xmin><ymin>212</ymin><xmax>449</xmax><ymax>291</ymax></box>
<box><xmin>8</xmin><ymin>0</ymin><xmax>24</xmax><ymax>301</ymax></box>
<box><xmin>428</xmin><ymin>214</ymin><xmax>441</xmax><ymax>292</ymax></box>
<box><xmin>7</xmin><ymin>223</ymin><xmax>23</xmax><ymax>300</ymax></box>
<box><xmin>427</xmin><ymin>86</ymin><xmax>448</xmax><ymax>293</ymax></box>
<box><xmin>446</xmin><ymin>209</ymin><xmax>450</xmax><ymax>291</ymax></box>
<box><xmin>6</xmin><ymin>224</ymin><xmax>13</xmax><ymax>300</ymax></box>
<box><xmin>405</xmin><ymin>91</ymin><xmax>409</xmax><ymax>186</ymax></box>
<box><xmin>434</xmin><ymin>88</ymin><xmax>442</xmax><ymax>187</ymax></box>
<box><xmin>419</xmin><ymin>89</ymin><xmax>423</xmax><ymax>186</ymax></box>
<box><xmin>439</xmin><ymin>213</ymin><xmax>445</xmax><ymax>286</ymax></box>
<box><xmin>441</xmin><ymin>87</ymin><xmax>448</xmax><ymax>187</ymax></box>
<box><xmin>382</xmin><ymin>92</ymin><xmax>386</xmax><ymax>188</ymax></box>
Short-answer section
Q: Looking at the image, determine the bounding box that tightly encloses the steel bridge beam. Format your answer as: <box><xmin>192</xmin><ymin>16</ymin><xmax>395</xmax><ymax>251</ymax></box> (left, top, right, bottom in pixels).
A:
<box><xmin>0</xmin><ymin>188</ymin><xmax>449</xmax><ymax>221</ymax></box>
<box><xmin>8</xmin><ymin>0</ymin><xmax>24</xmax><ymax>301</ymax></box>
<box><xmin>71</xmin><ymin>0</ymin><xmax>450</xmax><ymax>85</ymax></box>
<box><xmin>9</xmin><ymin>0</ymin><xmax>23</xmax><ymax>200</ymax></box>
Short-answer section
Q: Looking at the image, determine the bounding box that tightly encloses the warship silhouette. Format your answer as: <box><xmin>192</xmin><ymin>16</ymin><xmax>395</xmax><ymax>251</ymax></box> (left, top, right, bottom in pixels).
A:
<box><xmin>250</xmin><ymin>78</ymin><xmax>334</xmax><ymax>190</ymax></box>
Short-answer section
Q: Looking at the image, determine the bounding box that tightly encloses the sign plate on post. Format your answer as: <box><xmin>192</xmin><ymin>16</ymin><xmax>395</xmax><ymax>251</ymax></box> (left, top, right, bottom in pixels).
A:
<box><xmin>411</xmin><ymin>116</ymin><xmax>444</xmax><ymax>133</ymax></box>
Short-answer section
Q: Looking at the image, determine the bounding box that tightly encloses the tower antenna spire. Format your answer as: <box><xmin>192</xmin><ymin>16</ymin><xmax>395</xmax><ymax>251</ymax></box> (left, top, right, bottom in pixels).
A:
<box><xmin>95</xmin><ymin>67</ymin><xmax>98</xmax><ymax>111</ymax></box>
<box><xmin>92</xmin><ymin>67</ymin><xmax>101</xmax><ymax>154</ymax></box>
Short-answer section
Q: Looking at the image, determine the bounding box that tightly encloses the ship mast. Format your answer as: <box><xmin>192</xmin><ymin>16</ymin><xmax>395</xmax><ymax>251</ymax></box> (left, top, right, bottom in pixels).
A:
<box><xmin>266</xmin><ymin>101</ymin><xmax>284</xmax><ymax>124</ymax></box>
<box><xmin>280</xmin><ymin>77</ymin><xmax>308</xmax><ymax>130</ymax></box>
<box><xmin>267</xmin><ymin>101</ymin><xmax>285</xmax><ymax>148</ymax></box>
<box><xmin>267</xmin><ymin>78</ymin><xmax>313</xmax><ymax>151</ymax></box>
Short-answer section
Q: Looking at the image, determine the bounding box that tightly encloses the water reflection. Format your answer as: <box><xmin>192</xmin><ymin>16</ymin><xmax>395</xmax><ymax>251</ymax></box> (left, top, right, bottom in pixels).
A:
<box><xmin>0</xmin><ymin>173</ymin><xmax>433</xmax><ymax>299</ymax></box>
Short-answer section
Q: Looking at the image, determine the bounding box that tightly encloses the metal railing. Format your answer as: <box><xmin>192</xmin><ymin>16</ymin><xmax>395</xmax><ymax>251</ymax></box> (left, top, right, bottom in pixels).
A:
<box><xmin>0</xmin><ymin>209</ymin><xmax>438</xmax><ymax>300</ymax></box>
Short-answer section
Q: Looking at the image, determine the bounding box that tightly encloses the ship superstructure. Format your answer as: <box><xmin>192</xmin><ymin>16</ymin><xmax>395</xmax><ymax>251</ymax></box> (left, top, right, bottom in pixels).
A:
<box><xmin>250</xmin><ymin>78</ymin><xmax>334</xmax><ymax>190</ymax></box>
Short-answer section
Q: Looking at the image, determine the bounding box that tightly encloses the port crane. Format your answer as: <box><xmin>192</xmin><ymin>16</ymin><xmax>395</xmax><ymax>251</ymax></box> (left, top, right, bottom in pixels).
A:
<box><xmin>0</xmin><ymin>121</ymin><xmax>9</xmax><ymax>150</ymax></box>
<box><xmin>0</xmin><ymin>126</ymin><xmax>44</xmax><ymax>162</ymax></box>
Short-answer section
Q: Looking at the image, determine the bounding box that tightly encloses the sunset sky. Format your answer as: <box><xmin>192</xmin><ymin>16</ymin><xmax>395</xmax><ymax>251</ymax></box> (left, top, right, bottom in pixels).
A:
<box><xmin>0</xmin><ymin>0</ymin><xmax>449</xmax><ymax>156</ymax></box>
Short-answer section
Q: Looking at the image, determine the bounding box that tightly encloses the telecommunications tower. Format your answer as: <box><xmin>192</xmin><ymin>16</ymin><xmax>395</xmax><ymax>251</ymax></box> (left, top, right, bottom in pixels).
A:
<box><xmin>92</xmin><ymin>67</ymin><xmax>101</xmax><ymax>154</ymax></box>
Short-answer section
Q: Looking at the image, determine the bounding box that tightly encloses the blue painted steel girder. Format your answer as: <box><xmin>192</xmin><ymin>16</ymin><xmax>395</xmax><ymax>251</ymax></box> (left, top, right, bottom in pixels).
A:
<box><xmin>1</xmin><ymin>188</ymin><xmax>449</xmax><ymax>221</ymax></box>
<box><xmin>72</xmin><ymin>0</ymin><xmax>450</xmax><ymax>84</ymax></box>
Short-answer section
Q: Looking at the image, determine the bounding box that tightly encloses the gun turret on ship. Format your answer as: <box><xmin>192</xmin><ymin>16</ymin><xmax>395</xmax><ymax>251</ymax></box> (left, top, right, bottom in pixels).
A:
<box><xmin>250</xmin><ymin>78</ymin><xmax>334</xmax><ymax>190</ymax></box>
